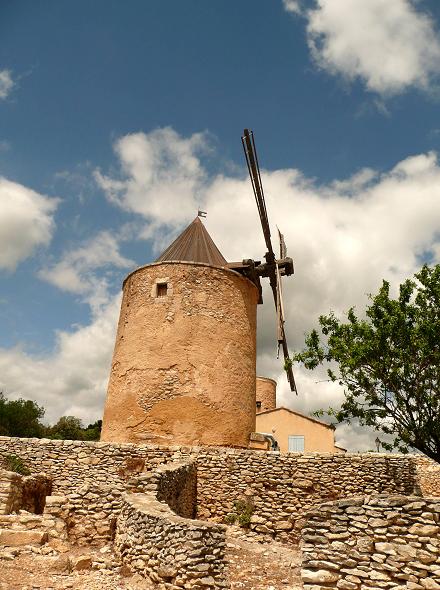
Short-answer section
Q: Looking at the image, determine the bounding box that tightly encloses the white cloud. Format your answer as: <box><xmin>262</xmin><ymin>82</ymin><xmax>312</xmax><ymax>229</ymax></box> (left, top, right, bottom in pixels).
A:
<box><xmin>92</xmin><ymin>129</ymin><xmax>440</xmax><ymax>449</ymax></box>
<box><xmin>0</xmin><ymin>177</ymin><xmax>58</xmax><ymax>271</ymax></box>
<box><xmin>0</xmin><ymin>70</ymin><xmax>14</xmax><ymax>100</ymax></box>
<box><xmin>1</xmin><ymin>229</ymin><xmax>133</xmax><ymax>424</ymax></box>
<box><xmin>288</xmin><ymin>0</ymin><xmax>440</xmax><ymax>96</ymax></box>
<box><xmin>283</xmin><ymin>0</ymin><xmax>303</xmax><ymax>14</ymax></box>
<box><xmin>0</xmin><ymin>296</ymin><xmax>120</xmax><ymax>425</ymax></box>
<box><xmin>201</xmin><ymin>152</ymin><xmax>440</xmax><ymax>450</ymax></box>
<box><xmin>39</xmin><ymin>231</ymin><xmax>134</xmax><ymax>312</ymax></box>
<box><xmin>4</xmin><ymin>129</ymin><xmax>440</xmax><ymax>450</ymax></box>
<box><xmin>95</xmin><ymin>127</ymin><xmax>210</xmax><ymax>231</ymax></box>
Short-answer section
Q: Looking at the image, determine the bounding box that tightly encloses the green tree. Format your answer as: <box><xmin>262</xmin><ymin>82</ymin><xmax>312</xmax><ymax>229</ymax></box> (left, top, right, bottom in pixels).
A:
<box><xmin>48</xmin><ymin>415</ymin><xmax>84</xmax><ymax>440</ymax></box>
<box><xmin>0</xmin><ymin>392</ymin><xmax>45</xmax><ymax>438</ymax></box>
<box><xmin>83</xmin><ymin>419</ymin><xmax>102</xmax><ymax>441</ymax></box>
<box><xmin>294</xmin><ymin>264</ymin><xmax>440</xmax><ymax>462</ymax></box>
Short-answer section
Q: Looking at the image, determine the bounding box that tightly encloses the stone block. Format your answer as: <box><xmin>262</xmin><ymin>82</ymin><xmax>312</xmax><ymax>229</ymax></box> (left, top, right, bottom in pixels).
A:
<box><xmin>0</xmin><ymin>528</ymin><xmax>48</xmax><ymax>546</ymax></box>
<box><xmin>302</xmin><ymin>569</ymin><xmax>340</xmax><ymax>583</ymax></box>
<box><xmin>72</xmin><ymin>555</ymin><xmax>92</xmax><ymax>570</ymax></box>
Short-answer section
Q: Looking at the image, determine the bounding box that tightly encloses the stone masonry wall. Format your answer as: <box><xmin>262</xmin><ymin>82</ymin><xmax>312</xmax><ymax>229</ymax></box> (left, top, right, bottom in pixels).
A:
<box><xmin>195</xmin><ymin>449</ymin><xmax>420</xmax><ymax>542</ymax></box>
<box><xmin>0</xmin><ymin>495</ymin><xmax>68</xmax><ymax>546</ymax></box>
<box><xmin>115</xmin><ymin>461</ymin><xmax>228</xmax><ymax>589</ymax></box>
<box><xmin>102</xmin><ymin>261</ymin><xmax>258</xmax><ymax>448</ymax></box>
<box><xmin>0</xmin><ymin>438</ymin><xmax>178</xmax><ymax>545</ymax></box>
<box><xmin>0</xmin><ymin>470</ymin><xmax>22</xmax><ymax>514</ymax></box>
<box><xmin>0</xmin><ymin>437</ymin><xmax>177</xmax><ymax>496</ymax></box>
<box><xmin>64</xmin><ymin>463</ymin><xmax>197</xmax><ymax>546</ymax></box>
<box><xmin>65</xmin><ymin>482</ymin><xmax>125</xmax><ymax>545</ymax></box>
<box><xmin>301</xmin><ymin>495</ymin><xmax>440</xmax><ymax>589</ymax></box>
<box><xmin>0</xmin><ymin>437</ymin><xmax>437</xmax><ymax>546</ymax></box>
<box><xmin>0</xmin><ymin>469</ymin><xmax>51</xmax><ymax>515</ymax></box>
<box><xmin>416</xmin><ymin>456</ymin><xmax>440</xmax><ymax>497</ymax></box>
<box><xmin>153</xmin><ymin>461</ymin><xmax>197</xmax><ymax>519</ymax></box>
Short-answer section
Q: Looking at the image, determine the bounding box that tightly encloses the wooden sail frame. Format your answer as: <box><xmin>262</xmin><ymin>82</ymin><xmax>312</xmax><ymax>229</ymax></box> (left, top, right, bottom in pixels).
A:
<box><xmin>241</xmin><ymin>129</ymin><xmax>297</xmax><ymax>394</ymax></box>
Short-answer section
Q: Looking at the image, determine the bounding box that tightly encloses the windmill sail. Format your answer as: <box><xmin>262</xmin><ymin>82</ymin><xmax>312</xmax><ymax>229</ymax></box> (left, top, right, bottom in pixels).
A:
<box><xmin>276</xmin><ymin>263</ymin><xmax>284</xmax><ymax>346</ymax></box>
<box><xmin>242</xmin><ymin>129</ymin><xmax>275</xmax><ymax>261</ymax></box>
<box><xmin>278</xmin><ymin>227</ymin><xmax>287</xmax><ymax>259</ymax></box>
<box><xmin>241</xmin><ymin>129</ymin><xmax>297</xmax><ymax>394</ymax></box>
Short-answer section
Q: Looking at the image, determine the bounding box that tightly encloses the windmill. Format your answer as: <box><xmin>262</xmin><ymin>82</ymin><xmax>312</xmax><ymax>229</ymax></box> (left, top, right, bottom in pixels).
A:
<box><xmin>227</xmin><ymin>129</ymin><xmax>297</xmax><ymax>393</ymax></box>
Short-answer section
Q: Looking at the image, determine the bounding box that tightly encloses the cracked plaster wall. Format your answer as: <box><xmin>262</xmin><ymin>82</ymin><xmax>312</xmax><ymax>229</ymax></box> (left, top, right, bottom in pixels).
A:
<box><xmin>101</xmin><ymin>261</ymin><xmax>259</xmax><ymax>447</ymax></box>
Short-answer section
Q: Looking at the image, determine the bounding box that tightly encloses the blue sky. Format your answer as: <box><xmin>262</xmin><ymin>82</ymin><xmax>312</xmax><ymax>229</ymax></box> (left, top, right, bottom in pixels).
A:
<box><xmin>2</xmin><ymin>0</ymin><xmax>440</xmax><ymax>449</ymax></box>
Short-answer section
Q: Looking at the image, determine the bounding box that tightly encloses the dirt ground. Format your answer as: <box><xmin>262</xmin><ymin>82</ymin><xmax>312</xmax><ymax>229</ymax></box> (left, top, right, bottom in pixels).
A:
<box><xmin>227</xmin><ymin>528</ymin><xmax>301</xmax><ymax>590</ymax></box>
<box><xmin>0</xmin><ymin>527</ymin><xmax>302</xmax><ymax>590</ymax></box>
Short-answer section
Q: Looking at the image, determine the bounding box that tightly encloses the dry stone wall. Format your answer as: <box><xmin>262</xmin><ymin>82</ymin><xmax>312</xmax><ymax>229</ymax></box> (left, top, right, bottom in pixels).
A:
<box><xmin>0</xmin><ymin>495</ymin><xmax>68</xmax><ymax>546</ymax></box>
<box><xmin>416</xmin><ymin>456</ymin><xmax>440</xmax><ymax>497</ymax></box>
<box><xmin>195</xmin><ymin>450</ymin><xmax>420</xmax><ymax>542</ymax></box>
<box><xmin>0</xmin><ymin>437</ymin><xmax>438</xmax><ymax>546</ymax></box>
<box><xmin>115</xmin><ymin>461</ymin><xmax>228</xmax><ymax>589</ymax></box>
<box><xmin>0</xmin><ymin>469</ymin><xmax>51</xmax><ymax>515</ymax></box>
<box><xmin>301</xmin><ymin>495</ymin><xmax>440</xmax><ymax>590</ymax></box>
<box><xmin>65</xmin><ymin>482</ymin><xmax>125</xmax><ymax>545</ymax></box>
<box><xmin>151</xmin><ymin>461</ymin><xmax>197</xmax><ymax>519</ymax></box>
<box><xmin>0</xmin><ymin>468</ymin><xmax>69</xmax><ymax>547</ymax></box>
<box><xmin>0</xmin><ymin>437</ymin><xmax>177</xmax><ymax>496</ymax></box>
<box><xmin>0</xmin><ymin>470</ymin><xmax>22</xmax><ymax>514</ymax></box>
<box><xmin>0</xmin><ymin>437</ymin><xmax>179</xmax><ymax>545</ymax></box>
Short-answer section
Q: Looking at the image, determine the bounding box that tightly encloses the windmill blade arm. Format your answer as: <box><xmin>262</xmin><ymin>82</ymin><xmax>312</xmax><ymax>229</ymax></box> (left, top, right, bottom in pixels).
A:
<box><xmin>275</xmin><ymin>263</ymin><xmax>297</xmax><ymax>393</ymax></box>
<box><xmin>279</xmin><ymin>329</ymin><xmax>297</xmax><ymax>393</ymax></box>
<box><xmin>241</xmin><ymin>129</ymin><xmax>297</xmax><ymax>394</ymax></box>
<box><xmin>241</xmin><ymin>129</ymin><xmax>276</xmax><ymax>261</ymax></box>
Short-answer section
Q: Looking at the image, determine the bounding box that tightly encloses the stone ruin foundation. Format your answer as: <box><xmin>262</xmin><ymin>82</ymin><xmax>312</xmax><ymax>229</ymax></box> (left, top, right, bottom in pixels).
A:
<box><xmin>0</xmin><ymin>467</ymin><xmax>68</xmax><ymax>549</ymax></box>
<box><xmin>0</xmin><ymin>436</ymin><xmax>440</xmax><ymax>588</ymax></box>
<box><xmin>301</xmin><ymin>495</ymin><xmax>440</xmax><ymax>589</ymax></box>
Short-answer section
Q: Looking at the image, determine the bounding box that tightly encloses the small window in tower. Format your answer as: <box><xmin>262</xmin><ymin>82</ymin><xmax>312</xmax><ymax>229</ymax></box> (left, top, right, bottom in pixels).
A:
<box><xmin>256</xmin><ymin>401</ymin><xmax>262</xmax><ymax>410</ymax></box>
<box><xmin>157</xmin><ymin>283</ymin><xmax>168</xmax><ymax>297</ymax></box>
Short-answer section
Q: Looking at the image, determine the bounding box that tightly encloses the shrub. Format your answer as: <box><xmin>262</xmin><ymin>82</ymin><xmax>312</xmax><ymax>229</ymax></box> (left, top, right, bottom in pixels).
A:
<box><xmin>224</xmin><ymin>498</ymin><xmax>254</xmax><ymax>528</ymax></box>
<box><xmin>1</xmin><ymin>454</ymin><xmax>31</xmax><ymax>475</ymax></box>
<box><xmin>224</xmin><ymin>513</ymin><xmax>237</xmax><ymax>525</ymax></box>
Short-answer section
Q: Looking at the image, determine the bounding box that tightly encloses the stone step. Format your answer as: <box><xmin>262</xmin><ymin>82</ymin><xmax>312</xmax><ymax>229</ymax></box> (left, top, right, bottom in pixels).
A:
<box><xmin>0</xmin><ymin>528</ymin><xmax>48</xmax><ymax>546</ymax></box>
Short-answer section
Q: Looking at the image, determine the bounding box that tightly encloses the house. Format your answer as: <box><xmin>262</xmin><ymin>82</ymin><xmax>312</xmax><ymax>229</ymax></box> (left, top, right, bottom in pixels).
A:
<box><xmin>255</xmin><ymin>406</ymin><xmax>346</xmax><ymax>453</ymax></box>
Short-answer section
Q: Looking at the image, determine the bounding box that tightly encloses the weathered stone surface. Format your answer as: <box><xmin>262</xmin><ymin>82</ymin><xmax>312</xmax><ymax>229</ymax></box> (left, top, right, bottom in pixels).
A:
<box><xmin>302</xmin><ymin>569</ymin><xmax>339</xmax><ymax>583</ymax></box>
<box><xmin>300</xmin><ymin>495</ymin><xmax>440</xmax><ymax>590</ymax></box>
<box><xmin>72</xmin><ymin>555</ymin><xmax>92</xmax><ymax>570</ymax></box>
<box><xmin>114</xmin><ymin>460</ymin><xmax>228</xmax><ymax>590</ymax></box>
<box><xmin>101</xmin><ymin>261</ymin><xmax>259</xmax><ymax>448</ymax></box>
<box><xmin>409</xmin><ymin>524</ymin><xmax>439</xmax><ymax>536</ymax></box>
<box><xmin>52</xmin><ymin>554</ymin><xmax>72</xmax><ymax>572</ymax></box>
<box><xmin>375</xmin><ymin>542</ymin><xmax>397</xmax><ymax>555</ymax></box>
<box><xmin>0</xmin><ymin>528</ymin><xmax>48</xmax><ymax>546</ymax></box>
<box><xmin>1</xmin><ymin>436</ymin><xmax>430</xmax><ymax>548</ymax></box>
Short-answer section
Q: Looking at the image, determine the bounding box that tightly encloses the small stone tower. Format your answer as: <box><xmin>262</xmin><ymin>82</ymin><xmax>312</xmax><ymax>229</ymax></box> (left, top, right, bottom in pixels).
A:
<box><xmin>101</xmin><ymin>217</ymin><xmax>259</xmax><ymax>447</ymax></box>
<box><xmin>256</xmin><ymin>376</ymin><xmax>277</xmax><ymax>413</ymax></box>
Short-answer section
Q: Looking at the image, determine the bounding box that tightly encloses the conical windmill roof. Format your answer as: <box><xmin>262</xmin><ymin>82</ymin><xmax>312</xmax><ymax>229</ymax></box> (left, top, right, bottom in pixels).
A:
<box><xmin>155</xmin><ymin>217</ymin><xmax>227</xmax><ymax>266</ymax></box>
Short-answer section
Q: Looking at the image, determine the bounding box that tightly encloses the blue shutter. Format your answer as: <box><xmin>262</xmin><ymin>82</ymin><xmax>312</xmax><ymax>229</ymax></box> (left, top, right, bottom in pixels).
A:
<box><xmin>288</xmin><ymin>435</ymin><xmax>305</xmax><ymax>452</ymax></box>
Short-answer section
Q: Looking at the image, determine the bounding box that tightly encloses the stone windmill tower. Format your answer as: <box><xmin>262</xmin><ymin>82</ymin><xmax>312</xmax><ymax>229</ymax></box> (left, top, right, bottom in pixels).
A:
<box><xmin>101</xmin><ymin>129</ymin><xmax>297</xmax><ymax>448</ymax></box>
<box><xmin>101</xmin><ymin>216</ymin><xmax>260</xmax><ymax>447</ymax></box>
